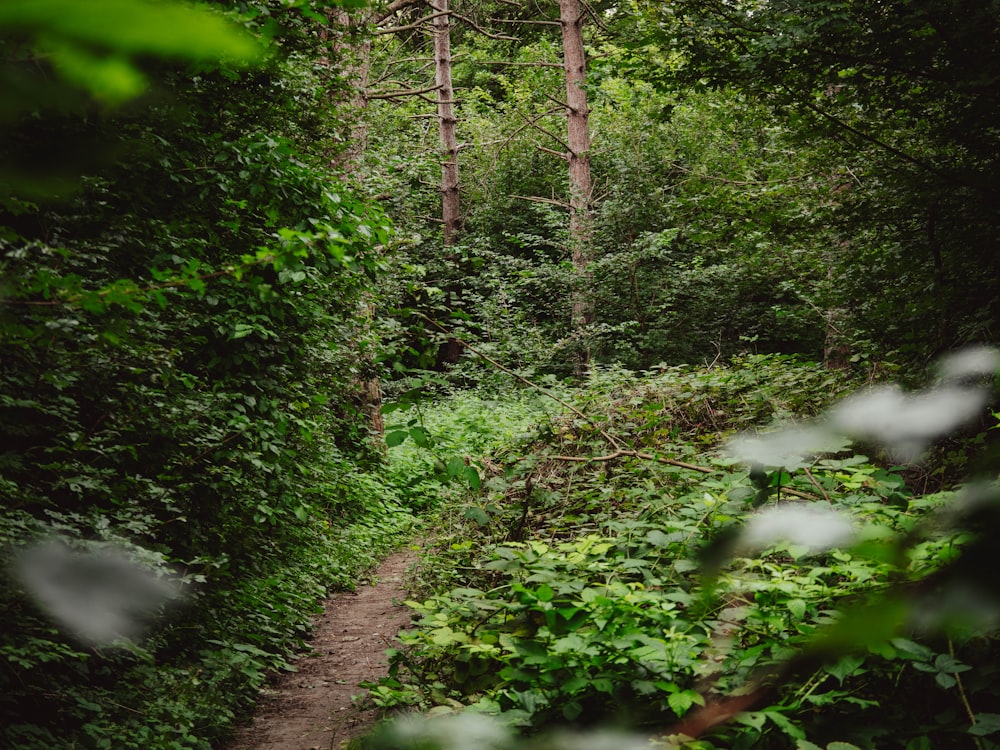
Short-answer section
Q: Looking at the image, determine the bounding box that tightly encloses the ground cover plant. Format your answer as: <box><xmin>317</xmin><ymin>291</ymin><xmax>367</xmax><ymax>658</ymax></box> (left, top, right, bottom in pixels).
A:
<box><xmin>366</xmin><ymin>353</ymin><xmax>1000</xmax><ymax>750</ymax></box>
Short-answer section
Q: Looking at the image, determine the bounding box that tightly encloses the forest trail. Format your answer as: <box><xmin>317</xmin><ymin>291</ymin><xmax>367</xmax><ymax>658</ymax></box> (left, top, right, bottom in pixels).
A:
<box><xmin>226</xmin><ymin>548</ymin><xmax>417</xmax><ymax>750</ymax></box>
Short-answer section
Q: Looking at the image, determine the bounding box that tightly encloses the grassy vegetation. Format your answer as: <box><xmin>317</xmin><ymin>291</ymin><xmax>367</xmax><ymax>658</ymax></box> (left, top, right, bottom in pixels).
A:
<box><xmin>364</xmin><ymin>355</ymin><xmax>1000</xmax><ymax>750</ymax></box>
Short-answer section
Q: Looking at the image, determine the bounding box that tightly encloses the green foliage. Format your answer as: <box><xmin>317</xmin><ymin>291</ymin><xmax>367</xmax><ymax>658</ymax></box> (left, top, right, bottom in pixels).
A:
<box><xmin>652</xmin><ymin>0</ymin><xmax>1000</xmax><ymax>361</ymax></box>
<box><xmin>382</xmin><ymin>385</ymin><xmax>559</xmax><ymax>510</ymax></box>
<box><xmin>0</xmin><ymin>2</ymin><xmax>409</xmax><ymax>747</ymax></box>
<box><xmin>383</xmin><ymin>534</ymin><xmax>710</xmax><ymax>727</ymax></box>
<box><xmin>371</xmin><ymin>356</ymin><xmax>1000</xmax><ymax>748</ymax></box>
<box><xmin>0</xmin><ymin>0</ymin><xmax>261</xmax><ymax>112</ymax></box>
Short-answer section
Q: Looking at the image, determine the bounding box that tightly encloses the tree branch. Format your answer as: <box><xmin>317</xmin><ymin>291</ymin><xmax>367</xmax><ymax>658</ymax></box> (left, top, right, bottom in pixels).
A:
<box><xmin>450</xmin><ymin>10</ymin><xmax>520</xmax><ymax>40</ymax></box>
<box><xmin>491</xmin><ymin>17</ymin><xmax>561</xmax><ymax>26</ymax></box>
<box><xmin>477</xmin><ymin>60</ymin><xmax>564</xmax><ymax>68</ymax></box>
<box><xmin>536</xmin><ymin>145</ymin><xmax>568</xmax><ymax>160</ymax></box>
<box><xmin>372</xmin><ymin>0</ymin><xmax>424</xmax><ymax>24</ymax></box>
<box><xmin>800</xmin><ymin>98</ymin><xmax>985</xmax><ymax>191</ymax></box>
<box><xmin>549</xmin><ymin>449</ymin><xmax>712</xmax><ymax>474</ymax></box>
<box><xmin>367</xmin><ymin>83</ymin><xmax>442</xmax><ymax>100</ymax></box>
<box><xmin>518</xmin><ymin>109</ymin><xmax>571</xmax><ymax>152</ymax></box>
<box><xmin>376</xmin><ymin>11</ymin><xmax>449</xmax><ymax>35</ymax></box>
<box><xmin>510</xmin><ymin>194</ymin><xmax>570</xmax><ymax>208</ymax></box>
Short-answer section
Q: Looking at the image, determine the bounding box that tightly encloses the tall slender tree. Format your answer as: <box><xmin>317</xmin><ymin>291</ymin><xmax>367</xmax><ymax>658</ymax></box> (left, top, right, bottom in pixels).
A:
<box><xmin>559</xmin><ymin>0</ymin><xmax>594</xmax><ymax>359</ymax></box>
<box><xmin>433</xmin><ymin>0</ymin><xmax>462</xmax><ymax>244</ymax></box>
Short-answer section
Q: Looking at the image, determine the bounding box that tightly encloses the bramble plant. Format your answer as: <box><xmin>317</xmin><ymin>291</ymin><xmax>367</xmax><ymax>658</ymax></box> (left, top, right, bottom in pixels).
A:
<box><xmin>366</xmin><ymin>351</ymin><xmax>1000</xmax><ymax>749</ymax></box>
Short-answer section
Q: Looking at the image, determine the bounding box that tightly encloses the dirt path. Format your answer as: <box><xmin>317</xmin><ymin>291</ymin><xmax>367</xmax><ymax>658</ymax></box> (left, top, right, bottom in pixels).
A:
<box><xmin>225</xmin><ymin>549</ymin><xmax>417</xmax><ymax>750</ymax></box>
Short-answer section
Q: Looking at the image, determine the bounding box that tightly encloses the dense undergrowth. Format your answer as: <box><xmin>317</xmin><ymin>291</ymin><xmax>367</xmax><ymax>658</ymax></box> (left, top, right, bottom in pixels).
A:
<box><xmin>366</xmin><ymin>355</ymin><xmax>1000</xmax><ymax>750</ymax></box>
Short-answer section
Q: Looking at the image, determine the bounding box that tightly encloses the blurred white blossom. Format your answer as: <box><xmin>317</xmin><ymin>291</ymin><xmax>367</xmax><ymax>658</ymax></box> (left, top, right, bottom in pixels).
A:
<box><xmin>739</xmin><ymin>503</ymin><xmax>857</xmax><ymax>555</ymax></box>
<box><xmin>378</xmin><ymin>713</ymin><xmax>649</xmax><ymax>750</ymax></box>
<box><xmin>725</xmin><ymin>424</ymin><xmax>850</xmax><ymax>469</ymax></box>
<box><xmin>935</xmin><ymin>346</ymin><xmax>1000</xmax><ymax>383</ymax></box>
<box><xmin>829</xmin><ymin>384</ymin><xmax>990</xmax><ymax>462</ymax></box>
<box><xmin>384</xmin><ymin>713</ymin><xmax>512</xmax><ymax>750</ymax></box>
<box><xmin>724</xmin><ymin>346</ymin><xmax>998</xmax><ymax>466</ymax></box>
<box><xmin>13</xmin><ymin>540</ymin><xmax>183</xmax><ymax>646</ymax></box>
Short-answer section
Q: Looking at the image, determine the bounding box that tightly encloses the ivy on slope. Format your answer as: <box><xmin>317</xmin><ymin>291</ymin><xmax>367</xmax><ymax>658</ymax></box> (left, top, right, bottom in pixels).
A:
<box><xmin>368</xmin><ymin>356</ymin><xmax>1000</xmax><ymax>750</ymax></box>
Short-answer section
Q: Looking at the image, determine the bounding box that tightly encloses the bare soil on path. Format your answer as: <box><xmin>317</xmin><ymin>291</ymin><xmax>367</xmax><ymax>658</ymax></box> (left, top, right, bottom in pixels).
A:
<box><xmin>225</xmin><ymin>549</ymin><xmax>417</xmax><ymax>750</ymax></box>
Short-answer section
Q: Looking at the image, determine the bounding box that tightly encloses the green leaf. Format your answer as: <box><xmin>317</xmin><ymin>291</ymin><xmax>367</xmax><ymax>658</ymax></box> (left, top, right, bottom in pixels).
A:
<box><xmin>0</xmin><ymin>0</ymin><xmax>262</xmax><ymax>60</ymax></box>
<box><xmin>890</xmin><ymin>638</ymin><xmax>934</xmax><ymax>662</ymax></box>
<box><xmin>826</xmin><ymin>654</ymin><xmax>865</xmax><ymax>684</ymax></box>
<box><xmin>231</xmin><ymin>323</ymin><xmax>253</xmax><ymax>340</ymax></box>
<box><xmin>385</xmin><ymin>430</ymin><xmax>408</xmax><ymax>448</ymax></box>
<box><xmin>45</xmin><ymin>43</ymin><xmax>146</xmax><ymax>104</ymax></box>
<box><xmin>534</xmin><ymin>584</ymin><xmax>554</xmax><ymax>602</ymax></box>
<box><xmin>787</xmin><ymin>598</ymin><xmax>807</xmax><ymax>620</ymax></box>
<box><xmin>463</xmin><ymin>506</ymin><xmax>490</xmax><ymax>527</ymax></box>
<box><xmin>764</xmin><ymin>710</ymin><xmax>806</xmax><ymax>740</ymax></box>
<box><xmin>933</xmin><ymin>654</ymin><xmax>971</xmax><ymax>674</ymax></box>
<box><xmin>667</xmin><ymin>689</ymin><xmax>704</xmax><ymax>717</ymax></box>
<box><xmin>446</xmin><ymin>456</ymin><xmax>466</xmax><ymax>477</ymax></box>
<box><xmin>969</xmin><ymin>713</ymin><xmax>1000</xmax><ymax>737</ymax></box>
<box><xmin>735</xmin><ymin>711</ymin><xmax>766</xmax><ymax>730</ymax></box>
<box><xmin>463</xmin><ymin>465</ymin><xmax>481</xmax><ymax>490</ymax></box>
<box><xmin>934</xmin><ymin>672</ymin><xmax>956</xmax><ymax>689</ymax></box>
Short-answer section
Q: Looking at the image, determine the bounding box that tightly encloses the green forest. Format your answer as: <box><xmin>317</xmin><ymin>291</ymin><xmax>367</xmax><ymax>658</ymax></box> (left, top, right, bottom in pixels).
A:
<box><xmin>2</xmin><ymin>0</ymin><xmax>999</xmax><ymax>748</ymax></box>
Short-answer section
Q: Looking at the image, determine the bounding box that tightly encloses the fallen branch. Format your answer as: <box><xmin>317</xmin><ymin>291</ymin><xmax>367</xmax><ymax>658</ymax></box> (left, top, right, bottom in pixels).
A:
<box><xmin>549</xmin><ymin>449</ymin><xmax>711</xmax><ymax>474</ymax></box>
<box><xmin>547</xmin><ymin>450</ymin><xmax>817</xmax><ymax>499</ymax></box>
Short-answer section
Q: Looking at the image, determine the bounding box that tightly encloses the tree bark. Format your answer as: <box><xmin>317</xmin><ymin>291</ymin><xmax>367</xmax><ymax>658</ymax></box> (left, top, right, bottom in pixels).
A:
<box><xmin>323</xmin><ymin>10</ymin><xmax>386</xmax><ymax>440</ymax></box>
<box><xmin>559</xmin><ymin>0</ymin><xmax>593</xmax><ymax>359</ymax></box>
<box><xmin>559</xmin><ymin>0</ymin><xmax>593</xmax><ymax>369</ymax></box>
<box><xmin>433</xmin><ymin>0</ymin><xmax>461</xmax><ymax>244</ymax></box>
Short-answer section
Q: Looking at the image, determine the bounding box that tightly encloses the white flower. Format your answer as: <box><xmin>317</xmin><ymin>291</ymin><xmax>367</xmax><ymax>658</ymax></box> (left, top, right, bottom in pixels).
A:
<box><xmin>829</xmin><ymin>384</ymin><xmax>990</xmax><ymax>461</ymax></box>
<box><xmin>13</xmin><ymin>540</ymin><xmax>183</xmax><ymax>646</ymax></box>
<box><xmin>739</xmin><ymin>503</ymin><xmax>857</xmax><ymax>555</ymax></box>
<box><xmin>725</xmin><ymin>424</ymin><xmax>850</xmax><ymax>469</ymax></box>
<box><xmin>935</xmin><ymin>346</ymin><xmax>1000</xmax><ymax>383</ymax></box>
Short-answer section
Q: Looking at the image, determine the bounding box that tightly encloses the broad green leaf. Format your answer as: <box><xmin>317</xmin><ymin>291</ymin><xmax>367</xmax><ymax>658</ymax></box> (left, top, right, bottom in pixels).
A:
<box><xmin>534</xmin><ymin>584</ymin><xmax>554</xmax><ymax>602</ymax></box>
<box><xmin>735</xmin><ymin>711</ymin><xmax>766</xmax><ymax>730</ymax></box>
<box><xmin>667</xmin><ymin>689</ymin><xmax>705</xmax><ymax>717</ymax></box>
<box><xmin>764</xmin><ymin>710</ymin><xmax>806</xmax><ymax>740</ymax></box>
<box><xmin>463</xmin><ymin>465</ymin><xmax>481</xmax><ymax>490</ymax></box>
<box><xmin>44</xmin><ymin>43</ymin><xmax>146</xmax><ymax>104</ymax></box>
<box><xmin>969</xmin><ymin>713</ymin><xmax>1000</xmax><ymax>737</ymax></box>
<box><xmin>0</xmin><ymin>0</ymin><xmax>262</xmax><ymax>61</ymax></box>
<box><xmin>826</xmin><ymin>654</ymin><xmax>865</xmax><ymax>684</ymax></box>
<box><xmin>384</xmin><ymin>430</ymin><xmax>408</xmax><ymax>448</ymax></box>
<box><xmin>446</xmin><ymin>456</ymin><xmax>466</xmax><ymax>477</ymax></box>
<box><xmin>786</xmin><ymin>598</ymin><xmax>807</xmax><ymax>620</ymax></box>
<box><xmin>463</xmin><ymin>506</ymin><xmax>490</xmax><ymax>527</ymax></box>
<box><xmin>933</xmin><ymin>653</ymin><xmax>971</xmax><ymax>674</ymax></box>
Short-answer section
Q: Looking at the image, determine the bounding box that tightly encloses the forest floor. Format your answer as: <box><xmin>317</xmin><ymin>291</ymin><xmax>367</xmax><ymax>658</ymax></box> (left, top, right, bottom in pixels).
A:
<box><xmin>225</xmin><ymin>548</ymin><xmax>418</xmax><ymax>750</ymax></box>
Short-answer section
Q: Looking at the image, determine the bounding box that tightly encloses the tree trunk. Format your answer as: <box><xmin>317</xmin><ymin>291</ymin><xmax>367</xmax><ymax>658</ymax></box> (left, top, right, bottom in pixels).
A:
<box><xmin>323</xmin><ymin>11</ymin><xmax>385</xmax><ymax>441</ymax></box>
<box><xmin>434</xmin><ymin>0</ymin><xmax>461</xmax><ymax>244</ymax></box>
<box><xmin>559</xmin><ymin>0</ymin><xmax>593</xmax><ymax>361</ymax></box>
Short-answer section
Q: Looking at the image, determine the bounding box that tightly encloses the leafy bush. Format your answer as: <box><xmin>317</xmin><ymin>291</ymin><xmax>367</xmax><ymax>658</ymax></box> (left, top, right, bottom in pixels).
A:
<box><xmin>370</xmin><ymin>354</ymin><xmax>1000</xmax><ymax>748</ymax></box>
<box><xmin>0</xmin><ymin>3</ymin><xmax>410</xmax><ymax>746</ymax></box>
